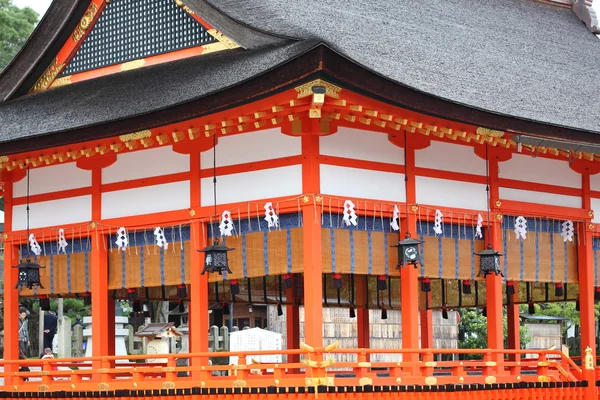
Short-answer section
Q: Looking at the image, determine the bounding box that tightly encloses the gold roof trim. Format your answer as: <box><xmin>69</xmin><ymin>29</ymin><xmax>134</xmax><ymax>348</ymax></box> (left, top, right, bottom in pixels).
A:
<box><xmin>295</xmin><ymin>79</ymin><xmax>342</xmax><ymax>99</ymax></box>
<box><xmin>72</xmin><ymin>3</ymin><xmax>99</xmax><ymax>42</ymax></box>
<box><xmin>31</xmin><ymin>58</ymin><xmax>64</xmax><ymax>93</ymax></box>
<box><xmin>120</xmin><ymin>130</ymin><xmax>152</xmax><ymax>142</ymax></box>
<box><xmin>207</xmin><ymin>29</ymin><xmax>240</xmax><ymax>49</ymax></box>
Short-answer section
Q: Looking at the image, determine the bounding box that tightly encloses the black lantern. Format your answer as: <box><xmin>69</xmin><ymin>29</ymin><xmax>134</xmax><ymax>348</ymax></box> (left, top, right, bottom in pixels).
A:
<box><xmin>475</xmin><ymin>245</ymin><xmax>503</xmax><ymax>276</ymax></box>
<box><xmin>199</xmin><ymin>240</ymin><xmax>234</xmax><ymax>275</ymax></box>
<box><xmin>14</xmin><ymin>257</ymin><xmax>44</xmax><ymax>289</ymax></box>
<box><xmin>392</xmin><ymin>235</ymin><xmax>423</xmax><ymax>269</ymax></box>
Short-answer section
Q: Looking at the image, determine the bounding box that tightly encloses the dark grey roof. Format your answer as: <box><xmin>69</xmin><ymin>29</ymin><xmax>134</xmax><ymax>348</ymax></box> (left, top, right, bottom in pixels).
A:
<box><xmin>207</xmin><ymin>0</ymin><xmax>600</xmax><ymax>134</ymax></box>
<box><xmin>0</xmin><ymin>40</ymin><xmax>315</xmax><ymax>146</ymax></box>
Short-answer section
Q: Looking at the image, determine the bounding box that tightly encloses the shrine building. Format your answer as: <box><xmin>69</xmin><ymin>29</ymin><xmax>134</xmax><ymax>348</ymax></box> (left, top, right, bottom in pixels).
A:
<box><xmin>0</xmin><ymin>0</ymin><xmax>599</xmax><ymax>399</ymax></box>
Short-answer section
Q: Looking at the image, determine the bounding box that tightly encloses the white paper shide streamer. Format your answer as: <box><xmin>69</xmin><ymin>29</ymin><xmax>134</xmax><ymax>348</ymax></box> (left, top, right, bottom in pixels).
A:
<box><xmin>115</xmin><ymin>227</ymin><xmax>129</xmax><ymax>251</ymax></box>
<box><xmin>390</xmin><ymin>205</ymin><xmax>400</xmax><ymax>231</ymax></box>
<box><xmin>475</xmin><ymin>214</ymin><xmax>483</xmax><ymax>239</ymax></box>
<box><xmin>561</xmin><ymin>220</ymin><xmax>574</xmax><ymax>242</ymax></box>
<box><xmin>219</xmin><ymin>211</ymin><xmax>234</xmax><ymax>236</ymax></box>
<box><xmin>433</xmin><ymin>210</ymin><xmax>444</xmax><ymax>235</ymax></box>
<box><xmin>57</xmin><ymin>228</ymin><xmax>69</xmax><ymax>253</ymax></box>
<box><xmin>29</xmin><ymin>234</ymin><xmax>42</xmax><ymax>256</ymax></box>
<box><xmin>154</xmin><ymin>227</ymin><xmax>168</xmax><ymax>249</ymax></box>
<box><xmin>514</xmin><ymin>216</ymin><xmax>527</xmax><ymax>240</ymax></box>
<box><xmin>343</xmin><ymin>200</ymin><xmax>358</xmax><ymax>227</ymax></box>
<box><xmin>264</xmin><ymin>202</ymin><xmax>279</xmax><ymax>228</ymax></box>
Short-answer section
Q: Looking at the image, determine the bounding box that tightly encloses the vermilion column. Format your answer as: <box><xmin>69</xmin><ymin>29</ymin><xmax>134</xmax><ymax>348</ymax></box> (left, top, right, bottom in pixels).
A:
<box><xmin>189</xmin><ymin>151</ymin><xmax>209</xmax><ymax>376</ymax></box>
<box><xmin>286</xmin><ymin>278</ymin><xmax>300</xmax><ymax>363</ymax></box>
<box><xmin>90</xmin><ymin>232</ymin><xmax>109</xmax><ymax>371</ymax></box>
<box><xmin>486</xmin><ymin>155</ymin><xmax>504</xmax><ymax>365</ymax></box>
<box><xmin>356</xmin><ymin>275</ymin><xmax>370</xmax><ymax>356</ymax></box>
<box><xmin>580</xmin><ymin>174</ymin><xmax>596</xmax><ymax>363</ymax></box>
<box><xmin>401</xmin><ymin>143</ymin><xmax>419</xmax><ymax>371</ymax></box>
<box><xmin>3</xmin><ymin>180</ymin><xmax>19</xmax><ymax>383</ymax></box>
<box><xmin>301</xmin><ymin>133</ymin><xmax>323</xmax><ymax>347</ymax></box>
<box><xmin>506</xmin><ymin>291</ymin><xmax>520</xmax><ymax>362</ymax></box>
<box><xmin>90</xmin><ymin>168</ymin><xmax>111</xmax><ymax>373</ymax></box>
<box><xmin>420</xmin><ymin>291</ymin><xmax>433</xmax><ymax>349</ymax></box>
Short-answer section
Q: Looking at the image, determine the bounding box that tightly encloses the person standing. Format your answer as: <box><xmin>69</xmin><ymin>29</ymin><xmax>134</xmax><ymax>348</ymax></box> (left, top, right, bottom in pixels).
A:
<box><xmin>43</xmin><ymin>311</ymin><xmax>57</xmax><ymax>350</ymax></box>
<box><xmin>18</xmin><ymin>309</ymin><xmax>29</xmax><ymax>358</ymax></box>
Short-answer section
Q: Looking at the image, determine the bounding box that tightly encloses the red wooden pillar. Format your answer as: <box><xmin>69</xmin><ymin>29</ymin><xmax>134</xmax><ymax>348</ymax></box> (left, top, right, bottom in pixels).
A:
<box><xmin>401</xmin><ymin>142</ymin><xmax>419</xmax><ymax>371</ymax></box>
<box><xmin>486</xmin><ymin>153</ymin><xmax>504</xmax><ymax>366</ymax></box>
<box><xmin>420</xmin><ymin>290</ymin><xmax>433</xmax><ymax>349</ymax></box>
<box><xmin>3</xmin><ymin>179</ymin><xmax>18</xmax><ymax>384</ymax></box>
<box><xmin>90</xmin><ymin>168</ymin><xmax>111</xmax><ymax>374</ymax></box>
<box><xmin>356</xmin><ymin>275</ymin><xmax>370</xmax><ymax>356</ymax></box>
<box><xmin>506</xmin><ymin>291</ymin><xmax>520</xmax><ymax>362</ymax></box>
<box><xmin>90</xmin><ymin>231</ymin><xmax>109</xmax><ymax>371</ymax></box>
<box><xmin>580</xmin><ymin>174</ymin><xmax>596</xmax><ymax>362</ymax></box>
<box><xmin>301</xmin><ymin>132</ymin><xmax>323</xmax><ymax>347</ymax></box>
<box><xmin>579</xmin><ymin>173</ymin><xmax>596</xmax><ymax>396</ymax></box>
<box><xmin>286</xmin><ymin>277</ymin><xmax>300</xmax><ymax>363</ymax></box>
<box><xmin>189</xmin><ymin>150</ymin><xmax>209</xmax><ymax>376</ymax></box>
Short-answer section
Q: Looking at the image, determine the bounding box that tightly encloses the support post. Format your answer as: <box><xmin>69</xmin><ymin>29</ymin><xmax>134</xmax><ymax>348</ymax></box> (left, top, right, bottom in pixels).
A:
<box><xmin>401</xmin><ymin>141</ymin><xmax>419</xmax><ymax>372</ymax></box>
<box><xmin>356</xmin><ymin>275</ymin><xmax>370</xmax><ymax>359</ymax></box>
<box><xmin>506</xmin><ymin>291</ymin><xmax>520</xmax><ymax>365</ymax></box>
<box><xmin>90</xmin><ymin>232</ymin><xmax>109</xmax><ymax>372</ymax></box>
<box><xmin>286</xmin><ymin>276</ymin><xmax>300</xmax><ymax>364</ymax></box>
<box><xmin>190</xmin><ymin>148</ymin><xmax>209</xmax><ymax>378</ymax></box>
<box><xmin>486</xmin><ymin>154</ymin><xmax>504</xmax><ymax>369</ymax></box>
<box><xmin>419</xmin><ymin>290</ymin><xmax>433</xmax><ymax>349</ymax></box>
<box><xmin>301</xmin><ymin>132</ymin><xmax>323</xmax><ymax>348</ymax></box>
<box><xmin>3</xmin><ymin>180</ymin><xmax>19</xmax><ymax>384</ymax></box>
<box><xmin>579</xmin><ymin>173</ymin><xmax>596</xmax><ymax>395</ymax></box>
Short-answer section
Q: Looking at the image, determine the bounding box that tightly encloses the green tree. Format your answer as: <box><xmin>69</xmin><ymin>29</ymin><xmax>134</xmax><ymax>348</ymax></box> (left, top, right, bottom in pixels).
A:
<box><xmin>458</xmin><ymin>308</ymin><xmax>531</xmax><ymax>359</ymax></box>
<box><xmin>0</xmin><ymin>0</ymin><xmax>38</xmax><ymax>70</ymax></box>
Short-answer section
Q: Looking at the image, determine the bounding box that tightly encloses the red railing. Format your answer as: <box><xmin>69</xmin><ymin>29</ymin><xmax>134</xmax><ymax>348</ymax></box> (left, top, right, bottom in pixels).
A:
<box><xmin>0</xmin><ymin>344</ymin><xmax>583</xmax><ymax>392</ymax></box>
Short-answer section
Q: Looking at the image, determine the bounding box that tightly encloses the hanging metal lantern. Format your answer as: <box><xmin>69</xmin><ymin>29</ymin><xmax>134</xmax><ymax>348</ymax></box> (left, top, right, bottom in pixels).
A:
<box><xmin>475</xmin><ymin>245</ymin><xmax>503</xmax><ymax>276</ymax></box>
<box><xmin>392</xmin><ymin>235</ymin><xmax>423</xmax><ymax>269</ymax></box>
<box><xmin>199</xmin><ymin>240</ymin><xmax>234</xmax><ymax>274</ymax></box>
<box><xmin>14</xmin><ymin>257</ymin><xmax>44</xmax><ymax>289</ymax></box>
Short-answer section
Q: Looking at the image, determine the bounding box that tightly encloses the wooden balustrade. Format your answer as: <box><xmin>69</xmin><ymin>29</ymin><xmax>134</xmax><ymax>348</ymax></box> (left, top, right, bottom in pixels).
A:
<box><xmin>0</xmin><ymin>347</ymin><xmax>584</xmax><ymax>393</ymax></box>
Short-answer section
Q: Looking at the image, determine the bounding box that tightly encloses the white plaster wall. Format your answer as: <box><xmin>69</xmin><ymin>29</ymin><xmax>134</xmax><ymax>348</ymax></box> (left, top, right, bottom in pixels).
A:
<box><xmin>200</xmin><ymin>165</ymin><xmax>302</xmax><ymax>206</ymax></box>
<box><xmin>102</xmin><ymin>182</ymin><xmax>190</xmax><ymax>219</ymax></box>
<box><xmin>416</xmin><ymin>177</ymin><xmax>487</xmax><ymax>210</ymax></box>
<box><xmin>200</xmin><ymin>129</ymin><xmax>302</xmax><ymax>169</ymax></box>
<box><xmin>499</xmin><ymin>154</ymin><xmax>581</xmax><ymax>188</ymax></box>
<box><xmin>591</xmin><ymin>198</ymin><xmax>600</xmax><ymax>223</ymax></box>
<box><xmin>320</xmin><ymin>165</ymin><xmax>406</xmax><ymax>202</ymax></box>
<box><xmin>13</xmin><ymin>195</ymin><xmax>92</xmax><ymax>230</ymax></box>
<box><xmin>499</xmin><ymin>187</ymin><xmax>581</xmax><ymax>208</ymax></box>
<box><xmin>590</xmin><ymin>174</ymin><xmax>600</xmax><ymax>191</ymax></box>
<box><xmin>14</xmin><ymin>163</ymin><xmax>91</xmax><ymax>197</ymax></box>
<box><xmin>103</xmin><ymin>146</ymin><xmax>189</xmax><ymax>184</ymax></box>
<box><xmin>319</xmin><ymin>127</ymin><xmax>404</xmax><ymax>165</ymax></box>
<box><xmin>415</xmin><ymin>141</ymin><xmax>485</xmax><ymax>175</ymax></box>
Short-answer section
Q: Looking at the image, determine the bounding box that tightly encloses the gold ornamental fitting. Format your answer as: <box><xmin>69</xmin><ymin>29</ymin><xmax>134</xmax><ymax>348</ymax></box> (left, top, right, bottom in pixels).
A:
<box><xmin>589</xmin><ymin>223</ymin><xmax>594</xmax><ymax>231</ymax></box>
<box><xmin>495</xmin><ymin>200</ymin><xmax>501</xmax><ymax>207</ymax></box>
<box><xmin>315</xmin><ymin>195</ymin><xmax>323</xmax><ymax>203</ymax></box>
<box><xmin>411</xmin><ymin>205</ymin><xmax>419</xmax><ymax>212</ymax></box>
<box><xmin>189</xmin><ymin>209</ymin><xmax>196</xmax><ymax>217</ymax></box>
<box><xmin>496</xmin><ymin>214</ymin><xmax>503</xmax><ymax>220</ymax></box>
<box><xmin>589</xmin><ymin>210</ymin><xmax>594</xmax><ymax>217</ymax></box>
<box><xmin>484</xmin><ymin>376</ymin><xmax>496</xmax><ymax>384</ymax></box>
<box><xmin>458</xmin><ymin>377</ymin><xmax>464</xmax><ymax>384</ymax></box>
<box><xmin>395</xmin><ymin>378</ymin><xmax>402</xmax><ymax>385</ymax></box>
<box><xmin>302</xmin><ymin>195</ymin><xmax>310</xmax><ymax>204</ymax></box>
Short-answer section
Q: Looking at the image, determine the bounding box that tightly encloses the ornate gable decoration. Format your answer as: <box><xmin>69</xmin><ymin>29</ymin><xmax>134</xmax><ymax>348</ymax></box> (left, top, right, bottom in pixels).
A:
<box><xmin>61</xmin><ymin>0</ymin><xmax>217</xmax><ymax>76</ymax></box>
<box><xmin>32</xmin><ymin>0</ymin><xmax>238</xmax><ymax>92</ymax></box>
<box><xmin>574</xmin><ymin>0</ymin><xmax>600</xmax><ymax>33</ymax></box>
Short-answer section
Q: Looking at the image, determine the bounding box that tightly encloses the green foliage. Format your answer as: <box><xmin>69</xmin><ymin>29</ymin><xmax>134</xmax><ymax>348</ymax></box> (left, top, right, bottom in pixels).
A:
<box><xmin>0</xmin><ymin>0</ymin><xmax>38</xmax><ymax>70</ymax></box>
<box><xmin>457</xmin><ymin>308</ymin><xmax>530</xmax><ymax>360</ymax></box>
